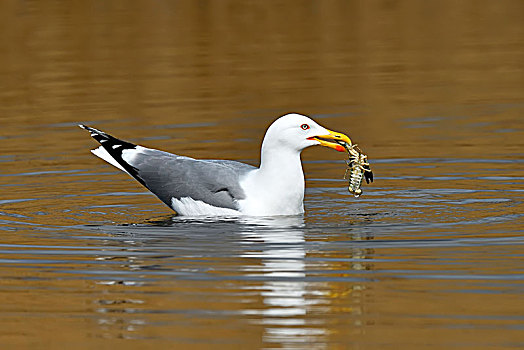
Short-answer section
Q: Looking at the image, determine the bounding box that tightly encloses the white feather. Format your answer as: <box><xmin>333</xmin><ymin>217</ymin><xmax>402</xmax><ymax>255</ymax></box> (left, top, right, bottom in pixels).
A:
<box><xmin>171</xmin><ymin>197</ymin><xmax>240</xmax><ymax>216</ymax></box>
<box><xmin>122</xmin><ymin>146</ymin><xmax>148</xmax><ymax>165</ymax></box>
<box><xmin>91</xmin><ymin>146</ymin><xmax>127</xmax><ymax>173</ymax></box>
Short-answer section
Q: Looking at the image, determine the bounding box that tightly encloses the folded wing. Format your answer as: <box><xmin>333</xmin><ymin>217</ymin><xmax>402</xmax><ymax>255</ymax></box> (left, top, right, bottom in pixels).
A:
<box><xmin>80</xmin><ymin>125</ymin><xmax>255</xmax><ymax>211</ymax></box>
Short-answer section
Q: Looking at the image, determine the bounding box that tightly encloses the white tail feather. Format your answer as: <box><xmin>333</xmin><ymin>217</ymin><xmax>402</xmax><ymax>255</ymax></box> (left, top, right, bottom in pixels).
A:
<box><xmin>91</xmin><ymin>146</ymin><xmax>128</xmax><ymax>173</ymax></box>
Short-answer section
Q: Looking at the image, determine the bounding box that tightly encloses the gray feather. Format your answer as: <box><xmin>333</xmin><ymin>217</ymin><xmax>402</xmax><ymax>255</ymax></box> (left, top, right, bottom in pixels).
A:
<box><xmin>127</xmin><ymin>148</ymin><xmax>255</xmax><ymax>210</ymax></box>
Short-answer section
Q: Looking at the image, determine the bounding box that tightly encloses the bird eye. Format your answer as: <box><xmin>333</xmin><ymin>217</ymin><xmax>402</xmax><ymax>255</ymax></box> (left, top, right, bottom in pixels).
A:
<box><xmin>301</xmin><ymin>124</ymin><xmax>310</xmax><ymax>130</ymax></box>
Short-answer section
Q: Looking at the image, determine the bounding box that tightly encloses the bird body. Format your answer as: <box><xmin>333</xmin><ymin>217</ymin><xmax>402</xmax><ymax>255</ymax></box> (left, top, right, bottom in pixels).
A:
<box><xmin>80</xmin><ymin>113</ymin><xmax>352</xmax><ymax>216</ymax></box>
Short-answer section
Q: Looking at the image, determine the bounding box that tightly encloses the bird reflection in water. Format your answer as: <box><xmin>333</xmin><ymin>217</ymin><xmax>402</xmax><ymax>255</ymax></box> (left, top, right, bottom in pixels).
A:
<box><xmin>239</xmin><ymin>215</ymin><xmax>370</xmax><ymax>347</ymax></box>
<box><xmin>88</xmin><ymin>214</ymin><xmax>373</xmax><ymax>346</ymax></box>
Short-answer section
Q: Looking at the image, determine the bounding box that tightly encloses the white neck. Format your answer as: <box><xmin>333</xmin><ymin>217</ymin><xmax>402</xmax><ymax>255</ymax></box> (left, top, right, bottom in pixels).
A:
<box><xmin>239</xmin><ymin>143</ymin><xmax>305</xmax><ymax>216</ymax></box>
<box><xmin>259</xmin><ymin>146</ymin><xmax>305</xmax><ymax>191</ymax></box>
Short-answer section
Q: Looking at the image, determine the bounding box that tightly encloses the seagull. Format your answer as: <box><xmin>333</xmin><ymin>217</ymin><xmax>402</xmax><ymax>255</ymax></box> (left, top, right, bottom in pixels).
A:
<box><xmin>80</xmin><ymin>113</ymin><xmax>353</xmax><ymax>216</ymax></box>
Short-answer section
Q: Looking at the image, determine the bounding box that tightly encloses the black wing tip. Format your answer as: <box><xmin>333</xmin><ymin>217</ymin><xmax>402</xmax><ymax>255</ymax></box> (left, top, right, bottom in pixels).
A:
<box><xmin>78</xmin><ymin>124</ymin><xmax>96</xmax><ymax>131</ymax></box>
<box><xmin>79</xmin><ymin>123</ymin><xmax>138</xmax><ymax>151</ymax></box>
<box><xmin>78</xmin><ymin>124</ymin><xmax>103</xmax><ymax>134</ymax></box>
<box><xmin>79</xmin><ymin>124</ymin><xmax>143</xmax><ymax>184</ymax></box>
<box><xmin>78</xmin><ymin>125</ymin><xmax>115</xmax><ymax>145</ymax></box>
<box><xmin>78</xmin><ymin>124</ymin><xmax>90</xmax><ymax>132</ymax></box>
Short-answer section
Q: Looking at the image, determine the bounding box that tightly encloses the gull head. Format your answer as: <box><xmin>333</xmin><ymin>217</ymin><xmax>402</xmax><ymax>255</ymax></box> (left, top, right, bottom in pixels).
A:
<box><xmin>262</xmin><ymin>113</ymin><xmax>352</xmax><ymax>153</ymax></box>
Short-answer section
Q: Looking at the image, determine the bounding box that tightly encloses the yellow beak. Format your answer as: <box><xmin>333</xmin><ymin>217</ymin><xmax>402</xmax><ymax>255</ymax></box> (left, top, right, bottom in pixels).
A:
<box><xmin>308</xmin><ymin>129</ymin><xmax>352</xmax><ymax>152</ymax></box>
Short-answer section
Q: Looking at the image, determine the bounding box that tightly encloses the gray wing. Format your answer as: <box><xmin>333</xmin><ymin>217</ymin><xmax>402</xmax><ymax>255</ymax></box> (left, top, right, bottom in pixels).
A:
<box><xmin>79</xmin><ymin>124</ymin><xmax>256</xmax><ymax>211</ymax></box>
<box><xmin>130</xmin><ymin>148</ymin><xmax>255</xmax><ymax>210</ymax></box>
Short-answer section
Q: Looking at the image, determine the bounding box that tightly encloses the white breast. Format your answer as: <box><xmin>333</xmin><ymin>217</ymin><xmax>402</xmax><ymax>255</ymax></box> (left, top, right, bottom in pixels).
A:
<box><xmin>237</xmin><ymin>166</ymin><xmax>305</xmax><ymax>216</ymax></box>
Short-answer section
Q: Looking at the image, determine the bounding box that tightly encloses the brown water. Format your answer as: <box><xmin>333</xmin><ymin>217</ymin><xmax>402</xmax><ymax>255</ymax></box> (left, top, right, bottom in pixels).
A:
<box><xmin>1</xmin><ymin>1</ymin><xmax>524</xmax><ymax>349</ymax></box>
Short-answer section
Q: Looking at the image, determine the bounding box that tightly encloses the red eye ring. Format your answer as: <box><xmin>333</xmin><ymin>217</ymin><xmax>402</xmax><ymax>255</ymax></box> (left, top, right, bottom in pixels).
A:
<box><xmin>301</xmin><ymin>124</ymin><xmax>310</xmax><ymax>130</ymax></box>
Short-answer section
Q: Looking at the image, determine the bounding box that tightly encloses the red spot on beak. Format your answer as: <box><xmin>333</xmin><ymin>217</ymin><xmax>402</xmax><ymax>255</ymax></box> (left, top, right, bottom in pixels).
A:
<box><xmin>335</xmin><ymin>145</ymin><xmax>345</xmax><ymax>152</ymax></box>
